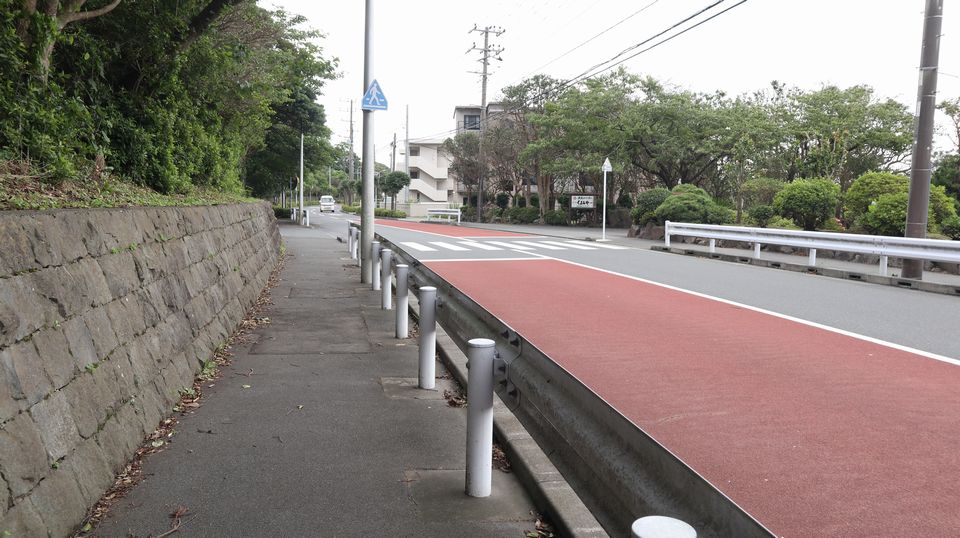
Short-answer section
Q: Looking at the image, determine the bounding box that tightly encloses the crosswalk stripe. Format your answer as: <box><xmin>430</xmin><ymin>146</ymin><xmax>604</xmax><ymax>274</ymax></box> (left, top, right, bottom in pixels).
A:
<box><xmin>541</xmin><ymin>240</ymin><xmax>595</xmax><ymax>250</ymax></box>
<box><xmin>459</xmin><ymin>241</ymin><xmax>503</xmax><ymax>251</ymax></box>
<box><xmin>485</xmin><ymin>241</ymin><xmax>534</xmax><ymax>250</ymax></box>
<box><xmin>570</xmin><ymin>241</ymin><xmax>628</xmax><ymax>250</ymax></box>
<box><xmin>430</xmin><ymin>241</ymin><xmax>470</xmax><ymax>251</ymax></box>
<box><xmin>401</xmin><ymin>242</ymin><xmax>437</xmax><ymax>252</ymax></box>
<box><xmin>511</xmin><ymin>241</ymin><xmax>565</xmax><ymax>250</ymax></box>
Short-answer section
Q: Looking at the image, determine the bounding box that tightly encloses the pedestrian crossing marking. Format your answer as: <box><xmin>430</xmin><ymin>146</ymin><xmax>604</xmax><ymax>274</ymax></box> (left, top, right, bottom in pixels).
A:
<box><xmin>485</xmin><ymin>241</ymin><xmax>534</xmax><ymax>250</ymax></box>
<box><xmin>430</xmin><ymin>241</ymin><xmax>469</xmax><ymax>251</ymax></box>
<box><xmin>541</xmin><ymin>241</ymin><xmax>595</xmax><ymax>250</ymax></box>
<box><xmin>459</xmin><ymin>241</ymin><xmax>503</xmax><ymax>251</ymax></box>
<box><xmin>401</xmin><ymin>242</ymin><xmax>437</xmax><ymax>252</ymax></box>
<box><xmin>511</xmin><ymin>240</ymin><xmax>565</xmax><ymax>250</ymax></box>
<box><xmin>569</xmin><ymin>241</ymin><xmax>628</xmax><ymax>250</ymax></box>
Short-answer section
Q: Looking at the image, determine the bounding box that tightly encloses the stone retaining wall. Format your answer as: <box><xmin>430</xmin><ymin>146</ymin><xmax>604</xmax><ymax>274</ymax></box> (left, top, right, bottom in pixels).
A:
<box><xmin>0</xmin><ymin>202</ymin><xmax>280</xmax><ymax>536</ymax></box>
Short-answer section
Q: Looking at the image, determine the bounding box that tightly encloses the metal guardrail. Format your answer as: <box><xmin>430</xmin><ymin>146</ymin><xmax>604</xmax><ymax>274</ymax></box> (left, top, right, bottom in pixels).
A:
<box><xmin>368</xmin><ymin>226</ymin><xmax>773</xmax><ymax>538</ymax></box>
<box><xmin>426</xmin><ymin>208</ymin><xmax>461</xmax><ymax>224</ymax></box>
<box><xmin>664</xmin><ymin>221</ymin><xmax>960</xmax><ymax>276</ymax></box>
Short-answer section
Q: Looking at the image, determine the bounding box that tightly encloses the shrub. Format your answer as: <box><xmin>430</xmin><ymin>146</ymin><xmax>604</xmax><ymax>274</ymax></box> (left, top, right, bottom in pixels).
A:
<box><xmin>606</xmin><ymin>207</ymin><xmax>633</xmax><ymax>228</ymax></box>
<box><xmin>653</xmin><ymin>185</ymin><xmax>732</xmax><ymax>225</ymax></box>
<box><xmin>631</xmin><ymin>188</ymin><xmax>671</xmax><ymax>224</ymax></box>
<box><xmin>767</xmin><ymin>216</ymin><xmax>801</xmax><ymax>230</ymax></box>
<box><xmin>942</xmin><ymin>215</ymin><xmax>960</xmax><ymax>240</ymax></box>
<box><xmin>930</xmin><ymin>184</ymin><xmax>959</xmax><ymax>228</ymax></box>
<box><xmin>740</xmin><ymin>177</ymin><xmax>785</xmax><ymax>209</ymax></box>
<box><xmin>543</xmin><ymin>209</ymin><xmax>568</xmax><ymax>226</ymax></box>
<box><xmin>507</xmin><ymin>206</ymin><xmax>539</xmax><ymax>224</ymax></box>
<box><xmin>860</xmin><ymin>192</ymin><xmax>909</xmax><ymax>236</ymax></box>
<box><xmin>773</xmin><ymin>178</ymin><xmax>839</xmax><ymax>230</ymax></box>
<box><xmin>374</xmin><ymin>208</ymin><xmax>406</xmax><ymax>218</ymax></box>
<box><xmin>273</xmin><ymin>206</ymin><xmax>292</xmax><ymax>219</ymax></box>
<box><xmin>616</xmin><ymin>193</ymin><xmax>633</xmax><ymax>208</ymax></box>
<box><xmin>484</xmin><ymin>207</ymin><xmax>503</xmax><ymax>222</ymax></box>
<box><xmin>845</xmin><ymin>172</ymin><xmax>908</xmax><ymax>222</ymax></box>
<box><xmin>495</xmin><ymin>192</ymin><xmax>510</xmax><ymax>209</ymax></box>
<box><xmin>747</xmin><ymin>205</ymin><xmax>775</xmax><ymax>227</ymax></box>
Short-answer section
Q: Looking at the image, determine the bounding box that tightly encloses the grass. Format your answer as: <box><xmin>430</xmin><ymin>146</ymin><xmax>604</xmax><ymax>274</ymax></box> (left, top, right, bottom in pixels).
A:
<box><xmin>0</xmin><ymin>165</ymin><xmax>257</xmax><ymax>211</ymax></box>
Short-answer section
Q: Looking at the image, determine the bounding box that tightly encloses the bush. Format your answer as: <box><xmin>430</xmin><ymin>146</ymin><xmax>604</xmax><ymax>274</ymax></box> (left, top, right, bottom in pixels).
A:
<box><xmin>767</xmin><ymin>216</ymin><xmax>801</xmax><ymax>230</ymax></box>
<box><xmin>506</xmin><ymin>206</ymin><xmax>539</xmax><ymax>224</ymax></box>
<box><xmin>484</xmin><ymin>207</ymin><xmax>503</xmax><ymax>222</ymax></box>
<box><xmin>845</xmin><ymin>172</ymin><xmax>907</xmax><ymax>222</ymax></box>
<box><xmin>273</xmin><ymin>206</ymin><xmax>292</xmax><ymax>219</ymax></box>
<box><xmin>930</xmin><ymin>184</ymin><xmax>959</xmax><ymax>229</ymax></box>
<box><xmin>461</xmin><ymin>206</ymin><xmax>477</xmax><ymax>220</ymax></box>
<box><xmin>543</xmin><ymin>209</ymin><xmax>568</xmax><ymax>226</ymax></box>
<box><xmin>860</xmin><ymin>192</ymin><xmax>909</xmax><ymax>236</ymax></box>
<box><xmin>374</xmin><ymin>208</ymin><xmax>406</xmax><ymax>218</ymax></box>
<box><xmin>631</xmin><ymin>188</ymin><xmax>671</xmax><ymax>224</ymax></box>
<box><xmin>747</xmin><ymin>205</ymin><xmax>775</xmax><ymax>227</ymax></box>
<box><xmin>495</xmin><ymin>192</ymin><xmax>510</xmax><ymax>209</ymax></box>
<box><xmin>740</xmin><ymin>177</ymin><xmax>785</xmax><ymax>209</ymax></box>
<box><xmin>341</xmin><ymin>204</ymin><xmax>360</xmax><ymax>214</ymax></box>
<box><xmin>616</xmin><ymin>193</ymin><xmax>633</xmax><ymax>208</ymax></box>
<box><xmin>773</xmin><ymin>178</ymin><xmax>839</xmax><ymax>230</ymax></box>
<box><xmin>653</xmin><ymin>185</ymin><xmax>732</xmax><ymax>225</ymax></box>
<box><xmin>942</xmin><ymin>215</ymin><xmax>960</xmax><ymax>240</ymax></box>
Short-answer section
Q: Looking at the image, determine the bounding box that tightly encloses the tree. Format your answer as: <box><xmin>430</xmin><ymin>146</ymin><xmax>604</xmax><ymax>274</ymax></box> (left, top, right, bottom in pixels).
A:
<box><xmin>381</xmin><ymin>171</ymin><xmax>410</xmax><ymax>210</ymax></box>
<box><xmin>443</xmin><ymin>132</ymin><xmax>482</xmax><ymax>207</ymax></box>
<box><xmin>932</xmin><ymin>154</ymin><xmax>960</xmax><ymax>200</ymax></box>
<box><xmin>501</xmin><ymin>74</ymin><xmax>561</xmax><ymax>210</ymax></box>
<box><xmin>938</xmin><ymin>98</ymin><xmax>960</xmax><ymax>153</ymax></box>
<box><xmin>740</xmin><ymin>177</ymin><xmax>785</xmax><ymax>210</ymax></box>
<box><xmin>653</xmin><ymin>184</ymin><xmax>732</xmax><ymax>225</ymax></box>
<box><xmin>844</xmin><ymin>171</ymin><xmax>908</xmax><ymax>224</ymax></box>
<box><xmin>773</xmin><ymin>178</ymin><xmax>839</xmax><ymax>230</ymax></box>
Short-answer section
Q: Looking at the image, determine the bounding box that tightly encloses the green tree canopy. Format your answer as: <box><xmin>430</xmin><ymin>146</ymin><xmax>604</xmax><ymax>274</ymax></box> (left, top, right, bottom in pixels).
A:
<box><xmin>773</xmin><ymin>178</ymin><xmax>840</xmax><ymax>230</ymax></box>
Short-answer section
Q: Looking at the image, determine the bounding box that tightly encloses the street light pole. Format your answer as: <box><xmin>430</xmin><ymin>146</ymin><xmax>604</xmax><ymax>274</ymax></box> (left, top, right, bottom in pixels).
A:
<box><xmin>601</xmin><ymin>158</ymin><xmax>612</xmax><ymax>242</ymax></box>
<box><xmin>360</xmin><ymin>0</ymin><xmax>375</xmax><ymax>283</ymax></box>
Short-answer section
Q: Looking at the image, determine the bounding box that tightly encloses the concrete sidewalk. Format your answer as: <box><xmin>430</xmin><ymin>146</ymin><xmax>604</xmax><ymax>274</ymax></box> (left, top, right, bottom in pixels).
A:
<box><xmin>93</xmin><ymin>223</ymin><xmax>543</xmax><ymax>537</ymax></box>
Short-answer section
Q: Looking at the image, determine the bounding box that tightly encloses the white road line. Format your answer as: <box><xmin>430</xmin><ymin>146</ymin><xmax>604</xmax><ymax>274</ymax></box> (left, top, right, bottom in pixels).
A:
<box><xmin>570</xmin><ymin>241</ymin><xmax>629</xmax><ymax>250</ymax></box>
<box><xmin>546</xmin><ymin>255</ymin><xmax>960</xmax><ymax>368</ymax></box>
<box><xmin>542</xmin><ymin>241</ymin><xmax>595</xmax><ymax>250</ymax></box>
<box><xmin>459</xmin><ymin>241</ymin><xmax>503</xmax><ymax>251</ymax></box>
<box><xmin>424</xmin><ymin>257</ymin><xmax>544</xmax><ymax>263</ymax></box>
<box><xmin>400</xmin><ymin>241</ymin><xmax>437</xmax><ymax>252</ymax></box>
<box><xmin>430</xmin><ymin>241</ymin><xmax>470</xmax><ymax>251</ymax></box>
<box><xmin>486</xmin><ymin>241</ymin><xmax>535</xmax><ymax>250</ymax></box>
<box><xmin>512</xmin><ymin>241</ymin><xmax>566</xmax><ymax>250</ymax></box>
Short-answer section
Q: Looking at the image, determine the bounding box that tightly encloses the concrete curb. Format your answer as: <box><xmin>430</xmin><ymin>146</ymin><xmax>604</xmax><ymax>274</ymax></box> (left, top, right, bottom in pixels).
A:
<box><xmin>652</xmin><ymin>245</ymin><xmax>960</xmax><ymax>297</ymax></box>
<box><xmin>408</xmin><ymin>294</ymin><xmax>608</xmax><ymax>538</ymax></box>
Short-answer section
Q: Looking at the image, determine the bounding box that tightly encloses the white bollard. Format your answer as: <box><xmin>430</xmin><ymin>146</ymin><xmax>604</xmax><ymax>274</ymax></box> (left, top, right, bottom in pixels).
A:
<box><xmin>631</xmin><ymin>516</ymin><xmax>697</xmax><ymax>538</ymax></box>
<box><xmin>808</xmin><ymin>248</ymin><xmax>817</xmax><ymax>266</ymax></box>
<box><xmin>395</xmin><ymin>264</ymin><xmax>409</xmax><ymax>339</ymax></box>
<box><xmin>465</xmin><ymin>338</ymin><xmax>496</xmax><ymax>498</ymax></box>
<box><xmin>380</xmin><ymin>248</ymin><xmax>393</xmax><ymax>310</ymax></box>
<box><xmin>753</xmin><ymin>242</ymin><xmax>761</xmax><ymax>259</ymax></box>
<box><xmin>349</xmin><ymin>227</ymin><xmax>356</xmax><ymax>258</ymax></box>
<box><xmin>879</xmin><ymin>255</ymin><xmax>889</xmax><ymax>276</ymax></box>
<box><xmin>304</xmin><ymin>210</ymin><xmax>310</xmax><ymax>227</ymax></box>
<box><xmin>371</xmin><ymin>241</ymin><xmax>381</xmax><ymax>291</ymax></box>
<box><xmin>708</xmin><ymin>239</ymin><xmax>716</xmax><ymax>253</ymax></box>
<box><xmin>418</xmin><ymin>287</ymin><xmax>437</xmax><ymax>390</ymax></box>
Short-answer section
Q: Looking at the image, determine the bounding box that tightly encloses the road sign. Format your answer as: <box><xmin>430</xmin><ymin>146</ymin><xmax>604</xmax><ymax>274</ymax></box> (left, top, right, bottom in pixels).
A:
<box><xmin>571</xmin><ymin>195</ymin><xmax>595</xmax><ymax>209</ymax></box>
<box><xmin>361</xmin><ymin>80</ymin><xmax>388</xmax><ymax>111</ymax></box>
<box><xmin>602</xmin><ymin>158</ymin><xmax>612</xmax><ymax>172</ymax></box>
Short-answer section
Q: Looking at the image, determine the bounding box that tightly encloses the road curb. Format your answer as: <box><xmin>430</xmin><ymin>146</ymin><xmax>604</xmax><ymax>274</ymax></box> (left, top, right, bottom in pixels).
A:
<box><xmin>408</xmin><ymin>294</ymin><xmax>608</xmax><ymax>538</ymax></box>
<box><xmin>651</xmin><ymin>245</ymin><xmax>960</xmax><ymax>297</ymax></box>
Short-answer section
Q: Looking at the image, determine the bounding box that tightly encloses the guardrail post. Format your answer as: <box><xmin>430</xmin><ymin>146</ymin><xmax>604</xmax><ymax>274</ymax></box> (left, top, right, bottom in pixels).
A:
<box><xmin>631</xmin><ymin>516</ymin><xmax>696</xmax><ymax>538</ymax></box>
<box><xmin>395</xmin><ymin>264</ymin><xmax>409</xmax><ymax>339</ymax></box>
<box><xmin>708</xmin><ymin>239</ymin><xmax>716</xmax><ymax>253</ymax></box>
<box><xmin>879</xmin><ymin>255</ymin><xmax>889</xmax><ymax>276</ymax></box>
<box><xmin>371</xmin><ymin>241</ymin><xmax>381</xmax><ymax>291</ymax></box>
<box><xmin>808</xmin><ymin>248</ymin><xmax>817</xmax><ymax>266</ymax></box>
<box><xmin>753</xmin><ymin>242</ymin><xmax>761</xmax><ymax>259</ymax></box>
<box><xmin>418</xmin><ymin>287</ymin><xmax>437</xmax><ymax>390</ymax></box>
<box><xmin>664</xmin><ymin>221</ymin><xmax>671</xmax><ymax>248</ymax></box>
<box><xmin>380</xmin><ymin>248</ymin><xmax>393</xmax><ymax>310</ymax></box>
<box><xmin>465</xmin><ymin>338</ymin><xmax>495</xmax><ymax>498</ymax></box>
<box><xmin>304</xmin><ymin>210</ymin><xmax>310</xmax><ymax>227</ymax></box>
<box><xmin>347</xmin><ymin>223</ymin><xmax>353</xmax><ymax>253</ymax></box>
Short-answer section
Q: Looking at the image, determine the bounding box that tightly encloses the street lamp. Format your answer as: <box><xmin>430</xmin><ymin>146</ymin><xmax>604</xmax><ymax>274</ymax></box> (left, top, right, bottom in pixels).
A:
<box><xmin>601</xmin><ymin>157</ymin><xmax>612</xmax><ymax>241</ymax></box>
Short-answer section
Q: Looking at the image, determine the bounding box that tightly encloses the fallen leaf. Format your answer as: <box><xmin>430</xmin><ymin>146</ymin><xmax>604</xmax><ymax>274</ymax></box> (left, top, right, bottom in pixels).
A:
<box><xmin>242</xmin><ymin>384</ymin><xmax>251</xmax><ymax>389</ymax></box>
<box><xmin>297</xmin><ymin>405</ymin><xmax>304</xmax><ymax>410</ymax></box>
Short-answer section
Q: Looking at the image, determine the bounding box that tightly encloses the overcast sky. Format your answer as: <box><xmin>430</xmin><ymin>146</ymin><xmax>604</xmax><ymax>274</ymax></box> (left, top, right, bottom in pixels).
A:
<box><xmin>267</xmin><ymin>0</ymin><xmax>960</xmax><ymax>165</ymax></box>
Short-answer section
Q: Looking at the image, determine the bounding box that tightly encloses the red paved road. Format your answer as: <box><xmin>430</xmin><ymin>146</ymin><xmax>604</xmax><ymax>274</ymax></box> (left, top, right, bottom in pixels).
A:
<box><xmin>428</xmin><ymin>258</ymin><xmax>960</xmax><ymax>537</ymax></box>
<box><xmin>374</xmin><ymin>219</ymin><xmax>528</xmax><ymax>238</ymax></box>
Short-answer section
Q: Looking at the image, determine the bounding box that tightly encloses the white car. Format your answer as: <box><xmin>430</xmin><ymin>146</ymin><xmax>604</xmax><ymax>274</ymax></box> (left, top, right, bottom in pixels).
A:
<box><xmin>319</xmin><ymin>195</ymin><xmax>336</xmax><ymax>212</ymax></box>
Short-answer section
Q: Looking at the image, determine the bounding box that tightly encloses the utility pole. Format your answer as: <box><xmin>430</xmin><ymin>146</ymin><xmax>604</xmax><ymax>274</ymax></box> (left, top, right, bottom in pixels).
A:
<box><xmin>348</xmin><ymin>99</ymin><xmax>355</xmax><ymax>186</ymax></box>
<box><xmin>391</xmin><ymin>132</ymin><xmax>397</xmax><ymax>171</ymax></box>
<box><xmin>903</xmin><ymin>0</ymin><xmax>943</xmax><ymax>280</ymax></box>
<box><xmin>468</xmin><ymin>24</ymin><xmax>505</xmax><ymax>222</ymax></box>
<box><xmin>404</xmin><ymin>105</ymin><xmax>410</xmax><ymax>175</ymax></box>
<box><xmin>361</xmin><ymin>0</ymin><xmax>375</xmax><ymax>283</ymax></box>
<box><xmin>299</xmin><ymin>131</ymin><xmax>304</xmax><ymax>218</ymax></box>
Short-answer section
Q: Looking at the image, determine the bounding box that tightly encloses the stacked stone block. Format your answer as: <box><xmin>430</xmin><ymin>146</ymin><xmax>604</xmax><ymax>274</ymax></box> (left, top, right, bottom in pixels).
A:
<box><xmin>0</xmin><ymin>203</ymin><xmax>280</xmax><ymax>536</ymax></box>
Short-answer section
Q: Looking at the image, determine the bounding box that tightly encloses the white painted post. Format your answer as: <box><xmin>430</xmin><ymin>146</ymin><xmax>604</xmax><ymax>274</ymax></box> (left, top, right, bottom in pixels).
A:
<box><xmin>418</xmin><ymin>287</ymin><xmax>437</xmax><ymax>390</ymax></box>
<box><xmin>371</xmin><ymin>241</ymin><xmax>381</xmax><ymax>291</ymax></box>
<box><xmin>346</xmin><ymin>223</ymin><xmax>352</xmax><ymax>252</ymax></box>
<box><xmin>708</xmin><ymin>239</ymin><xmax>716</xmax><ymax>253</ymax></box>
<box><xmin>808</xmin><ymin>248</ymin><xmax>817</xmax><ymax>266</ymax></box>
<box><xmin>880</xmin><ymin>255</ymin><xmax>889</xmax><ymax>276</ymax></box>
<box><xmin>465</xmin><ymin>338</ymin><xmax>496</xmax><ymax>498</ymax></box>
<box><xmin>304</xmin><ymin>210</ymin><xmax>310</xmax><ymax>227</ymax></box>
<box><xmin>631</xmin><ymin>516</ymin><xmax>697</xmax><ymax>538</ymax></box>
<box><xmin>664</xmin><ymin>221</ymin><xmax>671</xmax><ymax>248</ymax></box>
<box><xmin>395</xmin><ymin>264</ymin><xmax>409</xmax><ymax>339</ymax></box>
<box><xmin>380</xmin><ymin>248</ymin><xmax>393</xmax><ymax>310</ymax></box>
<box><xmin>753</xmin><ymin>242</ymin><xmax>761</xmax><ymax>259</ymax></box>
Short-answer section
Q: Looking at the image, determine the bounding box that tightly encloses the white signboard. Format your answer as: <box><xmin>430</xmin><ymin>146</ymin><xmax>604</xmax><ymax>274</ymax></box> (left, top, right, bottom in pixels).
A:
<box><xmin>571</xmin><ymin>195</ymin><xmax>595</xmax><ymax>209</ymax></box>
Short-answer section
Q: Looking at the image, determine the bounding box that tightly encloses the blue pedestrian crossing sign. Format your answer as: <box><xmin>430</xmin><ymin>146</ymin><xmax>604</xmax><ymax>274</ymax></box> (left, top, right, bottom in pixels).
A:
<box><xmin>361</xmin><ymin>80</ymin><xmax>388</xmax><ymax>111</ymax></box>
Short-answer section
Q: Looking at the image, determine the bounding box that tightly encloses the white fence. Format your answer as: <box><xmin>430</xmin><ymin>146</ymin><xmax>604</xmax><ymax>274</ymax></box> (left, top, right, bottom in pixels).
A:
<box><xmin>664</xmin><ymin>221</ymin><xmax>960</xmax><ymax>276</ymax></box>
<box><xmin>426</xmin><ymin>208</ymin><xmax>461</xmax><ymax>224</ymax></box>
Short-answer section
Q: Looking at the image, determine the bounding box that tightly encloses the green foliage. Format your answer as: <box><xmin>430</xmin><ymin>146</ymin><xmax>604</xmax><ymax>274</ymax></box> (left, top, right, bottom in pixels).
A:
<box><xmin>631</xmin><ymin>188</ymin><xmax>670</xmax><ymax>224</ymax></box>
<box><xmin>374</xmin><ymin>208</ymin><xmax>406</xmax><ymax>218</ymax></box>
<box><xmin>381</xmin><ymin>171</ymin><xmax>411</xmax><ymax>198</ymax></box>
<box><xmin>930</xmin><ymin>184</ymin><xmax>959</xmax><ymax>229</ymax></box>
<box><xmin>933</xmin><ymin>154</ymin><xmax>960</xmax><ymax>199</ymax></box>
<box><xmin>543</xmin><ymin>209</ymin><xmax>568</xmax><ymax>225</ymax></box>
<box><xmin>941</xmin><ymin>216</ymin><xmax>960</xmax><ymax>240</ymax></box>
<box><xmin>747</xmin><ymin>205</ymin><xmax>776</xmax><ymax>227</ymax></box>
<box><xmin>495</xmin><ymin>192</ymin><xmax>510</xmax><ymax>209</ymax></box>
<box><xmin>767</xmin><ymin>216</ymin><xmax>801</xmax><ymax>230</ymax></box>
<box><xmin>273</xmin><ymin>206</ymin><xmax>292</xmax><ymax>219</ymax></box>
<box><xmin>860</xmin><ymin>192</ymin><xmax>909</xmax><ymax>236</ymax></box>
<box><xmin>615</xmin><ymin>192</ymin><xmax>633</xmax><ymax>208</ymax></box>
<box><xmin>773</xmin><ymin>178</ymin><xmax>839</xmax><ymax>230</ymax></box>
<box><xmin>845</xmin><ymin>171</ymin><xmax>907</xmax><ymax>221</ymax></box>
<box><xmin>654</xmin><ymin>185</ymin><xmax>732</xmax><ymax>224</ymax></box>
<box><xmin>506</xmin><ymin>206</ymin><xmax>539</xmax><ymax>224</ymax></box>
<box><xmin>740</xmin><ymin>178</ymin><xmax>785</xmax><ymax>209</ymax></box>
